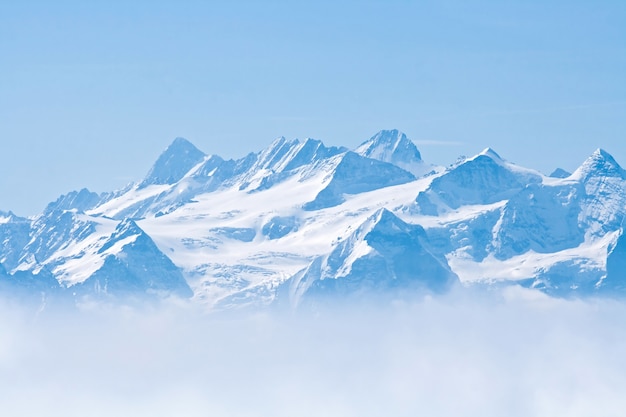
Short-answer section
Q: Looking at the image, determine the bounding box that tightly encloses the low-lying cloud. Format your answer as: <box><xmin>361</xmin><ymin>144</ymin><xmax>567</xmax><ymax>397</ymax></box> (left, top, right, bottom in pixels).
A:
<box><xmin>1</xmin><ymin>286</ymin><xmax>625</xmax><ymax>417</ymax></box>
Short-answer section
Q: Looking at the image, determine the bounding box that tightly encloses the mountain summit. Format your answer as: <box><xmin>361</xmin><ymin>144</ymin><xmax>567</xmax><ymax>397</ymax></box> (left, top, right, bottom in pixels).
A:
<box><xmin>355</xmin><ymin>129</ymin><xmax>430</xmax><ymax>176</ymax></box>
<box><xmin>571</xmin><ymin>148</ymin><xmax>626</xmax><ymax>182</ymax></box>
<box><xmin>140</xmin><ymin>137</ymin><xmax>207</xmax><ymax>187</ymax></box>
<box><xmin>284</xmin><ymin>208</ymin><xmax>458</xmax><ymax>307</ymax></box>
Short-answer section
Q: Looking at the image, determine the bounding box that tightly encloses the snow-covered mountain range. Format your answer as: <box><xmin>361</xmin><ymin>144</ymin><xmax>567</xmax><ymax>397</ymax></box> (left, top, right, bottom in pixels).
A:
<box><xmin>2</xmin><ymin>129</ymin><xmax>625</xmax><ymax>309</ymax></box>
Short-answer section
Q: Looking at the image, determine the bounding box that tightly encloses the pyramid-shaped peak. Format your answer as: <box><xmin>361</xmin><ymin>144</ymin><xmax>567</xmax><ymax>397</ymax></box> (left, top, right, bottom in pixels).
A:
<box><xmin>357</xmin><ymin>129</ymin><xmax>420</xmax><ymax>158</ymax></box>
<box><xmin>372</xmin><ymin>129</ymin><xmax>407</xmax><ymax>142</ymax></box>
<box><xmin>355</xmin><ymin>129</ymin><xmax>424</xmax><ymax>176</ymax></box>
<box><xmin>170</xmin><ymin>136</ymin><xmax>195</xmax><ymax>147</ymax></box>
<box><xmin>163</xmin><ymin>137</ymin><xmax>205</xmax><ymax>158</ymax></box>
<box><xmin>114</xmin><ymin>218</ymin><xmax>142</xmax><ymax>234</ymax></box>
<box><xmin>97</xmin><ymin>218</ymin><xmax>144</xmax><ymax>254</ymax></box>
<box><xmin>110</xmin><ymin>218</ymin><xmax>146</xmax><ymax>244</ymax></box>
<box><xmin>593</xmin><ymin>148</ymin><xmax>618</xmax><ymax>162</ymax></box>
<box><xmin>359</xmin><ymin>208</ymin><xmax>414</xmax><ymax>237</ymax></box>
<box><xmin>372</xmin><ymin>207</ymin><xmax>401</xmax><ymax>224</ymax></box>
<box><xmin>88</xmin><ymin>217</ymin><xmax>193</xmax><ymax>298</ymax></box>
<box><xmin>140</xmin><ymin>137</ymin><xmax>207</xmax><ymax>187</ymax></box>
<box><xmin>572</xmin><ymin>148</ymin><xmax>626</xmax><ymax>180</ymax></box>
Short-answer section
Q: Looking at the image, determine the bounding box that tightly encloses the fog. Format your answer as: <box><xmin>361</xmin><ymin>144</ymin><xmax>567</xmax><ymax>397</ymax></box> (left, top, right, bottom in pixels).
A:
<box><xmin>1</xmin><ymin>287</ymin><xmax>626</xmax><ymax>417</ymax></box>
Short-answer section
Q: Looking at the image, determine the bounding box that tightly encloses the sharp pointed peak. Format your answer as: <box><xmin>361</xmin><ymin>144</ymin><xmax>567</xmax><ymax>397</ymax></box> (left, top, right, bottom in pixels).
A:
<box><xmin>161</xmin><ymin>137</ymin><xmax>205</xmax><ymax>157</ymax></box>
<box><xmin>362</xmin><ymin>207</ymin><xmax>408</xmax><ymax>231</ymax></box>
<box><xmin>372</xmin><ymin>207</ymin><xmax>395</xmax><ymax>219</ymax></box>
<box><xmin>367</xmin><ymin>129</ymin><xmax>409</xmax><ymax>144</ymax></box>
<box><xmin>376</xmin><ymin>128</ymin><xmax>404</xmax><ymax>136</ymax></box>
<box><xmin>161</xmin><ymin>137</ymin><xmax>204</xmax><ymax>156</ymax></box>
<box><xmin>116</xmin><ymin>218</ymin><xmax>142</xmax><ymax>232</ymax></box>
<box><xmin>579</xmin><ymin>148</ymin><xmax>619</xmax><ymax>166</ymax></box>
<box><xmin>592</xmin><ymin>148</ymin><xmax>615</xmax><ymax>159</ymax></box>
<box><xmin>170</xmin><ymin>136</ymin><xmax>195</xmax><ymax>146</ymax></box>
<box><xmin>587</xmin><ymin>148</ymin><xmax>620</xmax><ymax>166</ymax></box>
<box><xmin>112</xmin><ymin>217</ymin><xmax>146</xmax><ymax>241</ymax></box>
<box><xmin>140</xmin><ymin>137</ymin><xmax>207</xmax><ymax>187</ymax></box>
<box><xmin>355</xmin><ymin>129</ymin><xmax>423</xmax><ymax>170</ymax></box>
<box><xmin>346</xmin><ymin>207</ymin><xmax>422</xmax><ymax>243</ymax></box>
<box><xmin>97</xmin><ymin>218</ymin><xmax>145</xmax><ymax>254</ymax></box>
<box><xmin>572</xmin><ymin>148</ymin><xmax>625</xmax><ymax>180</ymax></box>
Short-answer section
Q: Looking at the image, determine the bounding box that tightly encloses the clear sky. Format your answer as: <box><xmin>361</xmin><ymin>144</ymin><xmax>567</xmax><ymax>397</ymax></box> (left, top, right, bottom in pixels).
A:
<box><xmin>1</xmin><ymin>0</ymin><xmax>625</xmax><ymax>216</ymax></box>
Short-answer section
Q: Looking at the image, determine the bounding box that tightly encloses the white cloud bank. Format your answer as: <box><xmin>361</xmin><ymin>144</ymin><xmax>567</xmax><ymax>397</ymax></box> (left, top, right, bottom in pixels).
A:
<box><xmin>1</xmin><ymin>286</ymin><xmax>625</xmax><ymax>417</ymax></box>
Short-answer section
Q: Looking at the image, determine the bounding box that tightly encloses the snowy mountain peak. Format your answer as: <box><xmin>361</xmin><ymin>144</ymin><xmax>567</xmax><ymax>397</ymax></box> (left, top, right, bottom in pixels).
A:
<box><xmin>172</xmin><ymin>136</ymin><xmax>195</xmax><ymax>147</ymax></box>
<box><xmin>369</xmin><ymin>208</ymin><xmax>409</xmax><ymax>233</ymax></box>
<box><xmin>356</xmin><ymin>129</ymin><xmax>422</xmax><ymax>162</ymax></box>
<box><xmin>355</xmin><ymin>129</ymin><xmax>432</xmax><ymax>177</ymax></box>
<box><xmin>572</xmin><ymin>148</ymin><xmax>626</xmax><ymax>181</ymax></box>
<box><xmin>341</xmin><ymin>208</ymin><xmax>406</xmax><ymax>241</ymax></box>
<box><xmin>114</xmin><ymin>217</ymin><xmax>141</xmax><ymax>235</ymax></box>
<box><xmin>98</xmin><ymin>218</ymin><xmax>143</xmax><ymax>254</ymax></box>
<box><xmin>478</xmin><ymin>147</ymin><xmax>504</xmax><ymax>161</ymax></box>
<box><xmin>285</xmin><ymin>206</ymin><xmax>458</xmax><ymax>306</ymax></box>
<box><xmin>85</xmin><ymin>217</ymin><xmax>193</xmax><ymax>298</ymax></box>
<box><xmin>140</xmin><ymin>137</ymin><xmax>207</xmax><ymax>187</ymax></box>
<box><xmin>415</xmin><ymin>146</ymin><xmax>543</xmax><ymax>215</ymax></box>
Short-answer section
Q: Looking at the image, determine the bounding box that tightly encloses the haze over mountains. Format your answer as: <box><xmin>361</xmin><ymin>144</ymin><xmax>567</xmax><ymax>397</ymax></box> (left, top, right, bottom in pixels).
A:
<box><xmin>1</xmin><ymin>129</ymin><xmax>625</xmax><ymax>309</ymax></box>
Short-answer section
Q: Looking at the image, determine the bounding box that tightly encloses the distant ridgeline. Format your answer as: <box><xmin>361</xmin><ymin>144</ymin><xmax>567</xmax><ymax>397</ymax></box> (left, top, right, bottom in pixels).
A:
<box><xmin>1</xmin><ymin>129</ymin><xmax>625</xmax><ymax>310</ymax></box>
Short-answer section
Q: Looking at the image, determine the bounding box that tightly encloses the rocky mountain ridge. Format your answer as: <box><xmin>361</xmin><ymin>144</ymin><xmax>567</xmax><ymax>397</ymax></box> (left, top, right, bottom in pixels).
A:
<box><xmin>1</xmin><ymin>130</ymin><xmax>624</xmax><ymax>309</ymax></box>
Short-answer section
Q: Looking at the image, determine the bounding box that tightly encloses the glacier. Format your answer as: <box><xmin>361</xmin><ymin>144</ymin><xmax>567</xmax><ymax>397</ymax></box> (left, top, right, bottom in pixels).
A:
<box><xmin>1</xmin><ymin>129</ymin><xmax>625</xmax><ymax>310</ymax></box>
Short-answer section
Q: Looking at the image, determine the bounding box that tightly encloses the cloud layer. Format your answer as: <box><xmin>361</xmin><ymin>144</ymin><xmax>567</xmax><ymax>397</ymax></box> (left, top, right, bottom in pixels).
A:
<box><xmin>1</xmin><ymin>287</ymin><xmax>625</xmax><ymax>417</ymax></box>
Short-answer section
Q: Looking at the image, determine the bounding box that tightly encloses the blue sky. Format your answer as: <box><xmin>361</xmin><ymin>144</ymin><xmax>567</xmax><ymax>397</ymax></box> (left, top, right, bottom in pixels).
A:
<box><xmin>1</xmin><ymin>0</ymin><xmax>625</xmax><ymax>215</ymax></box>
